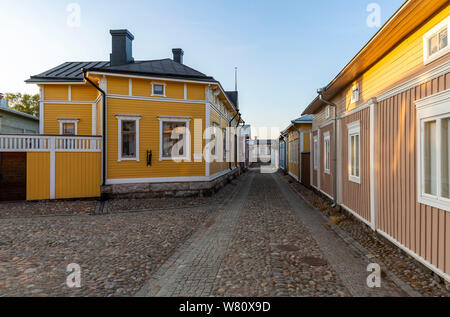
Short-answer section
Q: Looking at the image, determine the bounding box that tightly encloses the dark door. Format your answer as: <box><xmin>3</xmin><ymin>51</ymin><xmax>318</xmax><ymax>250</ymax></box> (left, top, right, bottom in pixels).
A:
<box><xmin>0</xmin><ymin>153</ymin><xmax>27</xmax><ymax>201</ymax></box>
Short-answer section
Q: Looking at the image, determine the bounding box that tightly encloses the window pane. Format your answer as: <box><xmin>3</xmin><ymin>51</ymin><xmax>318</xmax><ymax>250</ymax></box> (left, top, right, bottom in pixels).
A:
<box><xmin>355</xmin><ymin>134</ymin><xmax>360</xmax><ymax>177</ymax></box>
<box><xmin>424</xmin><ymin>121</ymin><xmax>437</xmax><ymax>195</ymax></box>
<box><xmin>442</xmin><ymin>118</ymin><xmax>450</xmax><ymax>199</ymax></box>
<box><xmin>153</xmin><ymin>84</ymin><xmax>164</xmax><ymax>95</ymax></box>
<box><xmin>122</xmin><ymin>134</ymin><xmax>135</xmax><ymax>157</ymax></box>
<box><xmin>439</xmin><ymin>28</ymin><xmax>448</xmax><ymax>50</ymax></box>
<box><xmin>429</xmin><ymin>34</ymin><xmax>439</xmax><ymax>56</ymax></box>
<box><xmin>63</xmin><ymin>123</ymin><xmax>75</xmax><ymax>135</ymax></box>
<box><xmin>350</xmin><ymin>135</ymin><xmax>355</xmax><ymax>176</ymax></box>
<box><xmin>162</xmin><ymin>122</ymin><xmax>186</xmax><ymax>158</ymax></box>
<box><xmin>122</xmin><ymin>121</ymin><xmax>135</xmax><ymax>133</ymax></box>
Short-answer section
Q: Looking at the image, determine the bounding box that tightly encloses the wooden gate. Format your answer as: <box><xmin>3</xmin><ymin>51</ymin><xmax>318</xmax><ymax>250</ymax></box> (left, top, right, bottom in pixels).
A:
<box><xmin>0</xmin><ymin>152</ymin><xmax>27</xmax><ymax>201</ymax></box>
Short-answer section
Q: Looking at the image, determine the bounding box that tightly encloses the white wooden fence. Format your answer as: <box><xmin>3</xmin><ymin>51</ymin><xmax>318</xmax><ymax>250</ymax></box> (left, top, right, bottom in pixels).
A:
<box><xmin>0</xmin><ymin>135</ymin><xmax>102</xmax><ymax>152</ymax></box>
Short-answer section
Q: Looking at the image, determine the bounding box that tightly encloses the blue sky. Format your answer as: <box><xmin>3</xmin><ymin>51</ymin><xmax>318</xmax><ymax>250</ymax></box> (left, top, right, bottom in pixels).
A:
<box><xmin>0</xmin><ymin>0</ymin><xmax>405</xmax><ymax>136</ymax></box>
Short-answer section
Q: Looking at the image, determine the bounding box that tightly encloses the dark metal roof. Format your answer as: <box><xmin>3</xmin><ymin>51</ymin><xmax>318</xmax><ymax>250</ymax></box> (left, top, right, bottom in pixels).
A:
<box><xmin>26</xmin><ymin>61</ymin><xmax>110</xmax><ymax>83</ymax></box>
<box><xmin>293</xmin><ymin>114</ymin><xmax>313</xmax><ymax>123</ymax></box>
<box><xmin>26</xmin><ymin>59</ymin><xmax>216</xmax><ymax>83</ymax></box>
<box><xmin>225</xmin><ymin>91</ymin><xmax>239</xmax><ymax>109</ymax></box>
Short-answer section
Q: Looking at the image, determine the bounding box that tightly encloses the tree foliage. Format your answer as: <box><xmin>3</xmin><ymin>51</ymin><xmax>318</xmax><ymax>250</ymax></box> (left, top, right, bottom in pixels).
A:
<box><xmin>4</xmin><ymin>93</ymin><xmax>40</xmax><ymax>117</ymax></box>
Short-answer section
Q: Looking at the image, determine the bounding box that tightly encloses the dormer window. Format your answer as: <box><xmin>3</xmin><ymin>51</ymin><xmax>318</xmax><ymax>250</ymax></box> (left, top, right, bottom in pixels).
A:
<box><xmin>351</xmin><ymin>84</ymin><xmax>360</xmax><ymax>104</ymax></box>
<box><xmin>424</xmin><ymin>17</ymin><xmax>449</xmax><ymax>65</ymax></box>
<box><xmin>152</xmin><ymin>83</ymin><xmax>166</xmax><ymax>97</ymax></box>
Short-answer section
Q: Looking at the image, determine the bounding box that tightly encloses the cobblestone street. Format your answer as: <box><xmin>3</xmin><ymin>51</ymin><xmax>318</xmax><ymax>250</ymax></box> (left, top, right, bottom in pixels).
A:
<box><xmin>138</xmin><ymin>169</ymin><xmax>407</xmax><ymax>297</ymax></box>
<box><xmin>0</xmin><ymin>169</ymin><xmax>427</xmax><ymax>297</ymax></box>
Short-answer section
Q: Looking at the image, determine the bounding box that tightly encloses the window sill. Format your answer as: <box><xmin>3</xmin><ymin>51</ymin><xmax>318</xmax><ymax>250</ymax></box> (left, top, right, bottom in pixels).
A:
<box><xmin>349</xmin><ymin>176</ymin><xmax>361</xmax><ymax>184</ymax></box>
<box><xmin>159</xmin><ymin>157</ymin><xmax>190</xmax><ymax>161</ymax></box>
<box><xmin>418</xmin><ymin>195</ymin><xmax>450</xmax><ymax>213</ymax></box>
<box><xmin>118</xmin><ymin>158</ymin><xmax>139</xmax><ymax>162</ymax></box>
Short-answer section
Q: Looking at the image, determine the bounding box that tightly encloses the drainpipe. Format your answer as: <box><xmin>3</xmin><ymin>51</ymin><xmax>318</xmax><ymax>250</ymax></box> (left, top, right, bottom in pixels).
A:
<box><xmin>82</xmin><ymin>69</ymin><xmax>107</xmax><ymax>189</ymax></box>
<box><xmin>229</xmin><ymin>111</ymin><xmax>239</xmax><ymax>170</ymax></box>
<box><xmin>317</xmin><ymin>87</ymin><xmax>338</xmax><ymax>208</ymax></box>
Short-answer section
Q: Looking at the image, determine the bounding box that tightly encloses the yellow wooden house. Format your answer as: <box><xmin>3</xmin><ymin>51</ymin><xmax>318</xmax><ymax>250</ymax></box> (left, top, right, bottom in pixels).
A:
<box><xmin>0</xmin><ymin>29</ymin><xmax>243</xmax><ymax>201</ymax></box>
<box><xmin>280</xmin><ymin>115</ymin><xmax>312</xmax><ymax>185</ymax></box>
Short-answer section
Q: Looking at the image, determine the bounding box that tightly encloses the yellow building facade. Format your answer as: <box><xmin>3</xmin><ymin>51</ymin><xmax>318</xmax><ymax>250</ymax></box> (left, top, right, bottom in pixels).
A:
<box><xmin>19</xmin><ymin>29</ymin><xmax>243</xmax><ymax>200</ymax></box>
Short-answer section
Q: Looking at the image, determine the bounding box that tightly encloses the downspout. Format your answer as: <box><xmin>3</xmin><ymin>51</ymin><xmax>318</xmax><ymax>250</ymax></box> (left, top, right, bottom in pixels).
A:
<box><xmin>298</xmin><ymin>129</ymin><xmax>301</xmax><ymax>183</ymax></box>
<box><xmin>235</xmin><ymin>114</ymin><xmax>242</xmax><ymax>170</ymax></box>
<box><xmin>229</xmin><ymin>111</ymin><xmax>239</xmax><ymax>170</ymax></box>
<box><xmin>317</xmin><ymin>87</ymin><xmax>338</xmax><ymax>208</ymax></box>
<box><xmin>83</xmin><ymin>69</ymin><xmax>107</xmax><ymax>189</ymax></box>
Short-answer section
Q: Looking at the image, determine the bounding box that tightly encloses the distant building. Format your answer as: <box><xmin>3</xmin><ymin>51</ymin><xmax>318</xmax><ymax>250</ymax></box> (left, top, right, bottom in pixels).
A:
<box><xmin>0</xmin><ymin>93</ymin><xmax>39</xmax><ymax>134</ymax></box>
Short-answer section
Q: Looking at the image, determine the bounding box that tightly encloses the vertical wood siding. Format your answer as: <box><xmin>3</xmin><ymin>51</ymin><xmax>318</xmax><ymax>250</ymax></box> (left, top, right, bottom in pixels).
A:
<box><xmin>55</xmin><ymin>152</ymin><xmax>101</xmax><ymax>199</ymax></box>
<box><xmin>312</xmin><ymin>131</ymin><xmax>318</xmax><ymax>187</ymax></box>
<box><xmin>376</xmin><ymin>73</ymin><xmax>450</xmax><ymax>275</ymax></box>
<box><xmin>26</xmin><ymin>152</ymin><xmax>50</xmax><ymax>201</ymax></box>
<box><xmin>341</xmin><ymin>108</ymin><xmax>371</xmax><ymax>221</ymax></box>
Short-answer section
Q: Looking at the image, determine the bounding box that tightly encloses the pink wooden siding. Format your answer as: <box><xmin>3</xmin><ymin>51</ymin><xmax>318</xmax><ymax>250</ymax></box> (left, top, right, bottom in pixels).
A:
<box><xmin>340</xmin><ymin>108</ymin><xmax>371</xmax><ymax>222</ymax></box>
<box><xmin>376</xmin><ymin>73</ymin><xmax>450</xmax><ymax>275</ymax></box>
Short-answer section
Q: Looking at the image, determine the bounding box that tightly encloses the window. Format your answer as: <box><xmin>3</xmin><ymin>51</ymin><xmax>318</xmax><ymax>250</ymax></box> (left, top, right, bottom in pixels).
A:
<box><xmin>159</xmin><ymin>117</ymin><xmax>191</xmax><ymax>161</ymax></box>
<box><xmin>313</xmin><ymin>136</ymin><xmax>319</xmax><ymax>171</ymax></box>
<box><xmin>423</xmin><ymin>16</ymin><xmax>449</xmax><ymax>65</ymax></box>
<box><xmin>116</xmin><ymin>115</ymin><xmax>141</xmax><ymax>162</ymax></box>
<box><xmin>58</xmin><ymin>119</ymin><xmax>79</xmax><ymax>135</ymax></box>
<box><xmin>348</xmin><ymin>121</ymin><xmax>360</xmax><ymax>183</ymax></box>
<box><xmin>324</xmin><ymin>132</ymin><xmax>331</xmax><ymax>174</ymax></box>
<box><xmin>152</xmin><ymin>83</ymin><xmax>166</xmax><ymax>96</ymax></box>
<box><xmin>416</xmin><ymin>90</ymin><xmax>450</xmax><ymax>212</ymax></box>
<box><xmin>222</xmin><ymin>128</ymin><xmax>227</xmax><ymax>160</ymax></box>
<box><xmin>351</xmin><ymin>84</ymin><xmax>360</xmax><ymax>104</ymax></box>
<box><xmin>63</xmin><ymin>123</ymin><xmax>75</xmax><ymax>135</ymax></box>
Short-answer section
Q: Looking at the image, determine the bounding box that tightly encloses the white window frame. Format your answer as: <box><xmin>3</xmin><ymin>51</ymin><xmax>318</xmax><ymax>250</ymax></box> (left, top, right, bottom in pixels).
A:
<box><xmin>347</xmin><ymin>121</ymin><xmax>361</xmax><ymax>184</ymax></box>
<box><xmin>423</xmin><ymin>16</ymin><xmax>449</xmax><ymax>65</ymax></box>
<box><xmin>323</xmin><ymin>132</ymin><xmax>331</xmax><ymax>174</ymax></box>
<box><xmin>313</xmin><ymin>135</ymin><xmax>319</xmax><ymax>171</ymax></box>
<box><xmin>116</xmin><ymin>115</ymin><xmax>141</xmax><ymax>162</ymax></box>
<box><xmin>416</xmin><ymin>89</ymin><xmax>450</xmax><ymax>212</ymax></box>
<box><xmin>58</xmin><ymin>119</ymin><xmax>79</xmax><ymax>135</ymax></box>
<box><xmin>351</xmin><ymin>83</ymin><xmax>360</xmax><ymax>104</ymax></box>
<box><xmin>159</xmin><ymin>116</ymin><xmax>191</xmax><ymax>161</ymax></box>
<box><xmin>151</xmin><ymin>82</ymin><xmax>167</xmax><ymax>97</ymax></box>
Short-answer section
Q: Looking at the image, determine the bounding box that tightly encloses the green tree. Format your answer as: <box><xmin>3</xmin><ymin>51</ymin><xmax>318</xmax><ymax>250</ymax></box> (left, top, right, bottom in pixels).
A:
<box><xmin>5</xmin><ymin>93</ymin><xmax>40</xmax><ymax>117</ymax></box>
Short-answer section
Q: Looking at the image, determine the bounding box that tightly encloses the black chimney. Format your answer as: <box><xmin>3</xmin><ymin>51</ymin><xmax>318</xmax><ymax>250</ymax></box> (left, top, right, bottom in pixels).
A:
<box><xmin>172</xmin><ymin>48</ymin><xmax>184</xmax><ymax>64</ymax></box>
<box><xmin>110</xmin><ymin>29</ymin><xmax>135</xmax><ymax>66</ymax></box>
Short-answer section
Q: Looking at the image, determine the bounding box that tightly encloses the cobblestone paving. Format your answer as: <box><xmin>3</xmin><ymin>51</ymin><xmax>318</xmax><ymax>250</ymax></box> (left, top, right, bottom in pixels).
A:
<box><xmin>0</xmin><ymin>200</ymin><xmax>97</xmax><ymax>219</ymax></box>
<box><xmin>0</xmin><ymin>181</ymin><xmax>241</xmax><ymax>297</ymax></box>
<box><xmin>136</xmin><ymin>173</ymin><xmax>254</xmax><ymax>297</ymax></box>
<box><xmin>284</xmin><ymin>173</ymin><xmax>450</xmax><ymax>297</ymax></box>
<box><xmin>212</xmin><ymin>172</ymin><xmax>348</xmax><ymax>297</ymax></box>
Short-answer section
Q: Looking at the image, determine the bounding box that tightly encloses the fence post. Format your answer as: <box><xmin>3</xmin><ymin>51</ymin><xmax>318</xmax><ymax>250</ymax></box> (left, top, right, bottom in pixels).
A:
<box><xmin>49</xmin><ymin>137</ymin><xmax>56</xmax><ymax>200</ymax></box>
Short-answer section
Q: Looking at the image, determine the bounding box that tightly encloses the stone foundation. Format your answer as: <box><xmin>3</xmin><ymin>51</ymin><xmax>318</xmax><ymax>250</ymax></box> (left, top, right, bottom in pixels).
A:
<box><xmin>101</xmin><ymin>168</ymin><xmax>242</xmax><ymax>199</ymax></box>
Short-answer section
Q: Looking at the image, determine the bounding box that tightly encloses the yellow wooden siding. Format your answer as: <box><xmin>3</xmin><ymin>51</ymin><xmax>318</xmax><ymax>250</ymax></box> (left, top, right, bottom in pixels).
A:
<box><xmin>96</xmin><ymin>99</ymin><xmax>102</xmax><ymax>135</ymax></box>
<box><xmin>107</xmin><ymin>77</ymin><xmax>129</xmax><ymax>95</ymax></box>
<box><xmin>44</xmin><ymin>103</ymin><xmax>92</xmax><ymax>135</ymax></box>
<box><xmin>165</xmin><ymin>82</ymin><xmax>184</xmax><ymax>99</ymax></box>
<box><xmin>132</xmin><ymin>78</ymin><xmax>151</xmax><ymax>97</ymax></box>
<box><xmin>209</xmin><ymin>105</ymin><xmax>229</xmax><ymax>175</ymax></box>
<box><xmin>55</xmin><ymin>152</ymin><xmax>101</xmax><ymax>199</ymax></box>
<box><xmin>44</xmin><ymin>85</ymin><xmax>68</xmax><ymax>101</ymax></box>
<box><xmin>339</xmin><ymin>7</ymin><xmax>450</xmax><ymax>113</ymax></box>
<box><xmin>26</xmin><ymin>152</ymin><xmax>50</xmax><ymax>200</ymax></box>
<box><xmin>187</xmin><ymin>84</ymin><xmax>206</xmax><ymax>100</ymax></box>
<box><xmin>71</xmin><ymin>85</ymin><xmax>99</xmax><ymax>101</ymax></box>
<box><xmin>106</xmin><ymin>98</ymin><xmax>206</xmax><ymax>179</ymax></box>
